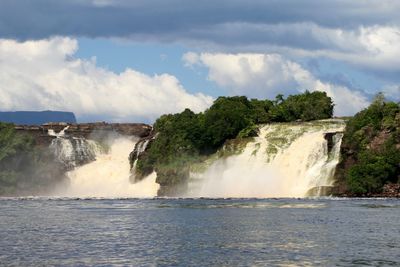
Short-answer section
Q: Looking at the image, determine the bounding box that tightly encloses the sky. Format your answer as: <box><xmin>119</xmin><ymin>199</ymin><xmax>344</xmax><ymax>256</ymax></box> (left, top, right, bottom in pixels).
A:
<box><xmin>0</xmin><ymin>0</ymin><xmax>399</xmax><ymax>122</ymax></box>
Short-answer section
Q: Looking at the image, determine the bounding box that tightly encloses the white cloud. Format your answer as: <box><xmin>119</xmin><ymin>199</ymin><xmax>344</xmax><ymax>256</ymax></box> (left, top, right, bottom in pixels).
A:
<box><xmin>184</xmin><ymin>52</ymin><xmax>370</xmax><ymax>115</ymax></box>
<box><xmin>187</xmin><ymin>23</ymin><xmax>400</xmax><ymax>72</ymax></box>
<box><xmin>381</xmin><ymin>85</ymin><xmax>400</xmax><ymax>100</ymax></box>
<box><xmin>182</xmin><ymin>52</ymin><xmax>199</xmax><ymax>67</ymax></box>
<box><xmin>0</xmin><ymin>37</ymin><xmax>213</xmax><ymax>122</ymax></box>
<box><xmin>318</xmin><ymin>25</ymin><xmax>400</xmax><ymax>71</ymax></box>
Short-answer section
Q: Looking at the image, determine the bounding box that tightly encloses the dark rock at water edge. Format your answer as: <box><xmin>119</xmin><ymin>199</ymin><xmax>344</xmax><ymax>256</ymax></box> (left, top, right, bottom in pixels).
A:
<box><xmin>157</xmin><ymin>183</ymin><xmax>188</xmax><ymax>197</ymax></box>
<box><xmin>306</xmin><ymin>186</ymin><xmax>334</xmax><ymax>197</ymax></box>
<box><xmin>380</xmin><ymin>183</ymin><xmax>400</xmax><ymax>197</ymax></box>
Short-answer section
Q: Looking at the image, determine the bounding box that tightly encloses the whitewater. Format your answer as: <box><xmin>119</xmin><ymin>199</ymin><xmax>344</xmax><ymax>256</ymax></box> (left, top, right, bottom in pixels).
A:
<box><xmin>51</xmin><ymin>136</ymin><xmax>159</xmax><ymax>198</ymax></box>
<box><xmin>187</xmin><ymin>120</ymin><xmax>345</xmax><ymax>198</ymax></box>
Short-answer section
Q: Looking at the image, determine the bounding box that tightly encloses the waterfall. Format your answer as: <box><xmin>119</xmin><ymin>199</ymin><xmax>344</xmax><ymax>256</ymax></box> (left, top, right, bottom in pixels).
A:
<box><xmin>136</xmin><ymin>140</ymin><xmax>150</xmax><ymax>157</ymax></box>
<box><xmin>186</xmin><ymin>119</ymin><xmax>345</xmax><ymax>198</ymax></box>
<box><xmin>49</xmin><ymin>126</ymin><xmax>101</xmax><ymax>169</ymax></box>
<box><xmin>52</xmin><ymin>137</ymin><xmax>159</xmax><ymax>198</ymax></box>
<box><xmin>48</xmin><ymin>125</ymin><xmax>69</xmax><ymax>137</ymax></box>
<box><xmin>130</xmin><ymin>139</ymin><xmax>150</xmax><ymax>168</ymax></box>
<box><xmin>129</xmin><ymin>138</ymin><xmax>152</xmax><ymax>167</ymax></box>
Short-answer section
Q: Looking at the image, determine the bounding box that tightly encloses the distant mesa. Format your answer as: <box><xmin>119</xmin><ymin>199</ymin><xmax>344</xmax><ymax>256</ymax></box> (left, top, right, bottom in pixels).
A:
<box><xmin>0</xmin><ymin>111</ymin><xmax>77</xmax><ymax>125</ymax></box>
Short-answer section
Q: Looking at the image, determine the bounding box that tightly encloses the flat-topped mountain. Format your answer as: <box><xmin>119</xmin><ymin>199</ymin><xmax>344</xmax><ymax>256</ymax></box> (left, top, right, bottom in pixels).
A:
<box><xmin>0</xmin><ymin>111</ymin><xmax>76</xmax><ymax>125</ymax></box>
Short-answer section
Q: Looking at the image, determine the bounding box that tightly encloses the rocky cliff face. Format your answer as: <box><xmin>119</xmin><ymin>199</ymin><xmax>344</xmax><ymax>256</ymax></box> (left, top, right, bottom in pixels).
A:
<box><xmin>15</xmin><ymin>122</ymin><xmax>152</xmax><ymax>147</ymax></box>
<box><xmin>129</xmin><ymin>133</ymin><xmax>156</xmax><ymax>183</ymax></box>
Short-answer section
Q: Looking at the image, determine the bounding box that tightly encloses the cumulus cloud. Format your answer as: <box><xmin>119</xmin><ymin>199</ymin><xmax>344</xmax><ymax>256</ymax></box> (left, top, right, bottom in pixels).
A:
<box><xmin>0</xmin><ymin>38</ymin><xmax>213</xmax><ymax>122</ymax></box>
<box><xmin>290</xmin><ymin>25</ymin><xmax>400</xmax><ymax>72</ymax></box>
<box><xmin>184</xmin><ymin>53</ymin><xmax>370</xmax><ymax>116</ymax></box>
<box><xmin>187</xmin><ymin>23</ymin><xmax>400</xmax><ymax>72</ymax></box>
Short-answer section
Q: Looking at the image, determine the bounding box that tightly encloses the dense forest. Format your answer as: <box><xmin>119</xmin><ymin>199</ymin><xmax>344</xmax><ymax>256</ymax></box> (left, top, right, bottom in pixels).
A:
<box><xmin>335</xmin><ymin>94</ymin><xmax>400</xmax><ymax>196</ymax></box>
<box><xmin>132</xmin><ymin>91</ymin><xmax>334</xmax><ymax>194</ymax></box>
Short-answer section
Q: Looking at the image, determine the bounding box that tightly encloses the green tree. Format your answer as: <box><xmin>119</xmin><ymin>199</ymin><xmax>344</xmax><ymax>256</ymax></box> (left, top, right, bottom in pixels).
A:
<box><xmin>203</xmin><ymin>96</ymin><xmax>254</xmax><ymax>149</ymax></box>
<box><xmin>268</xmin><ymin>91</ymin><xmax>333</xmax><ymax>122</ymax></box>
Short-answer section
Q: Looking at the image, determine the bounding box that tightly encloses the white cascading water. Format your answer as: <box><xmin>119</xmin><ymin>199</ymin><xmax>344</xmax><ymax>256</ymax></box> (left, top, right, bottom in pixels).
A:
<box><xmin>49</xmin><ymin>126</ymin><xmax>100</xmax><ymax>169</ymax></box>
<box><xmin>187</xmin><ymin>119</ymin><xmax>345</xmax><ymax>198</ymax></box>
<box><xmin>48</xmin><ymin>127</ymin><xmax>158</xmax><ymax>198</ymax></box>
<box><xmin>136</xmin><ymin>140</ymin><xmax>150</xmax><ymax>158</ymax></box>
<box><xmin>53</xmin><ymin>137</ymin><xmax>159</xmax><ymax>198</ymax></box>
<box><xmin>131</xmin><ymin>139</ymin><xmax>151</xmax><ymax>170</ymax></box>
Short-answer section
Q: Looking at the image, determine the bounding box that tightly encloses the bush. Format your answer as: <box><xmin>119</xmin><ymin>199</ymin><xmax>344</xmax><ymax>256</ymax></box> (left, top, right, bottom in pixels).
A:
<box><xmin>346</xmin><ymin>149</ymin><xmax>399</xmax><ymax>195</ymax></box>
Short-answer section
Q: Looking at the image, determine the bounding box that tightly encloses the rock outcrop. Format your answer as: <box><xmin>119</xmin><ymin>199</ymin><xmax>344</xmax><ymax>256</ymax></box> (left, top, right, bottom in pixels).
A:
<box><xmin>324</xmin><ymin>131</ymin><xmax>343</xmax><ymax>154</ymax></box>
<box><xmin>129</xmin><ymin>133</ymin><xmax>156</xmax><ymax>183</ymax></box>
<box><xmin>15</xmin><ymin>122</ymin><xmax>152</xmax><ymax>146</ymax></box>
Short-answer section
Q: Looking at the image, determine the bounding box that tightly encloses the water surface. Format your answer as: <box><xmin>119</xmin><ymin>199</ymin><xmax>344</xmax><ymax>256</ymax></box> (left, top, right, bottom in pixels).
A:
<box><xmin>0</xmin><ymin>198</ymin><xmax>399</xmax><ymax>266</ymax></box>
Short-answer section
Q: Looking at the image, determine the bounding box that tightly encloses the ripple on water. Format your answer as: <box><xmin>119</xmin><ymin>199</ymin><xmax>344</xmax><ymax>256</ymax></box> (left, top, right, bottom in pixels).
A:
<box><xmin>0</xmin><ymin>198</ymin><xmax>399</xmax><ymax>266</ymax></box>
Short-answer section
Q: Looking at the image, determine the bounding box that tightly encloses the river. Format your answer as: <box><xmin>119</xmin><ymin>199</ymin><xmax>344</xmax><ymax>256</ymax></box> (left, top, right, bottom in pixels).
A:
<box><xmin>0</xmin><ymin>198</ymin><xmax>399</xmax><ymax>266</ymax></box>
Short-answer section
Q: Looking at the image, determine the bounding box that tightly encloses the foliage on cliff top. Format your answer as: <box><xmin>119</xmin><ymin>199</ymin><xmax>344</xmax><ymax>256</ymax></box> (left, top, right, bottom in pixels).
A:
<box><xmin>340</xmin><ymin>93</ymin><xmax>400</xmax><ymax>195</ymax></box>
<box><xmin>0</xmin><ymin>123</ymin><xmax>33</xmax><ymax>194</ymax></box>
<box><xmin>0</xmin><ymin>123</ymin><xmax>34</xmax><ymax>161</ymax></box>
<box><xmin>134</xmin><ymin>91</ymin><xmax>334</xmax><ymax>188</ymax></box>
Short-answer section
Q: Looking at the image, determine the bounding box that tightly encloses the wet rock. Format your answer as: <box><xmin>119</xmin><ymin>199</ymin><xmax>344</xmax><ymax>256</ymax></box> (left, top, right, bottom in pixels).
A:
<box><xmin>380</xmin><ymin>183</ymin><xmax>400</xmax><ymax>198</ymax></box>
<box><xmin>324</xmin><ymin>131</ymin><xmax>343</xmax><ymax>154</ymax></box>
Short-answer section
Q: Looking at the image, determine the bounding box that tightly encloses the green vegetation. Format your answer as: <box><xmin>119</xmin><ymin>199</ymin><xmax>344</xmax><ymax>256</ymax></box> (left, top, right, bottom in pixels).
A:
<box><xmin>340</xmin><ymin>93</ymin><xmax>400</xmax><ymax>195</ymax></box>
<box><xmin>134</xmin><ymin>91</ymin><xmax>334</xmax><ymax>193</ymax></box>
<box><xmin>268</xmin><ymin>92</ymin><xmax>333</xmax><ymax>122</ymax></box>
<box><xmin>0</xmin><ymin>122</ymin><xmax>65</xmax><ymax>195</ymax></box>
<box><xmin>0</xmin><ymin>122</ymin><xmax>33</xmax><ymax>194</ymax></box>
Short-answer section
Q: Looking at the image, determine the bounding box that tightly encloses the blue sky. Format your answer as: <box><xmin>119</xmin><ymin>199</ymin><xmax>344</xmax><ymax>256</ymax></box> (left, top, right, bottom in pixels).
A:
<box><xmin>75</xmin><ymin>38</ymin><xmax>222</xmax><ymax>97</ymax></box>
<box><xmin>0</xmin><ymin>0</ymin><xmax>399</xmax><ymax>122</ymax></box>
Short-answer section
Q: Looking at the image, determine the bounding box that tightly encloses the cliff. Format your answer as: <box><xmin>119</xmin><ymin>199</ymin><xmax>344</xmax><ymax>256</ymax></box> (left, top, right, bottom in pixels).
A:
<box><xmin>14</xmin><ymin>122</ymin><xmax>152</xmax><ymax>146</ymax></box>
<box><xmin>333</xmin><ymin>126</ymin><xmax>400</xmax><ymax>197</ymax></box>
<box><xmin>333</xmin><ymin>99</ymin><xmax>400</xmax><ymax>197</ymax></box>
